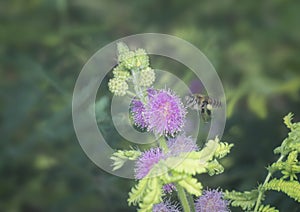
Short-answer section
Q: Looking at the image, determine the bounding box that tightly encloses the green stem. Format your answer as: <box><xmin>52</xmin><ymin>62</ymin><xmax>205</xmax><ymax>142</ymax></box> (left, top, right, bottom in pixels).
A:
<box><xmin>253</xmin><ymin>155</ymin><xmax>285</xmax><ymax>212</ymax></box>
<box><xmin>158</xmin><ymin>137</ymin><xmax>168</xmax><ymax>152</ymax></box>
<box><xmin>131</xmin><ymin>70</ymin><xmax>143</xmax><ymax>98</ymax></box>
<box><xmin>175</xmin><ymin>183</ymin><xmax>191</xmax><ymax>212</ymax></box>
<box><xmin>126</xmin><ymin>90</ymin><xmax>136</xmax><ymax>98</ymax></box>
<box><xmin>186</xmin><ymin>192</ymin><xmax>195</xmax><ymax>212</ymax></box>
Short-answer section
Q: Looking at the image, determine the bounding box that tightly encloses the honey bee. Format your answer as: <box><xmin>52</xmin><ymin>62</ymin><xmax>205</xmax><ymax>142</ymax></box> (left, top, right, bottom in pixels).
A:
<box><xmin>185</xmin><ymin>94</ymin><xmax>222</xmax><ymax>122</ymax></box>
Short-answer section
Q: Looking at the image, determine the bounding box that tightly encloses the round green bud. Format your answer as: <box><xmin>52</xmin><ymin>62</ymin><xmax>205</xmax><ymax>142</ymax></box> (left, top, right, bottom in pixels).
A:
<box><xmin>120</xmin><ymin>51</ymin><xmax>136</xmax><ymax>70</ymax></box>
<box><xmin>139</xmin><ymin>67</ymin><xmax>155</xmax><ymax>87</ymax></box>
<box><xmin>108</xmin><ymin>78</ymin><xmax>128</xmax><ymax>96</ymax></box>
<box><xmin>117</xmin><ymin>42</ymin><xmax>129</xmax><ymax>55</ymax></box>
<box><xmin>113</xmin><ymin>65</ymin><xmax>131</xmax><ymax>81</ymax></box>
<box><xmin>135</xmin><ymin>48</ymin><xmax>149</xmax><ymax>69</ymax></box>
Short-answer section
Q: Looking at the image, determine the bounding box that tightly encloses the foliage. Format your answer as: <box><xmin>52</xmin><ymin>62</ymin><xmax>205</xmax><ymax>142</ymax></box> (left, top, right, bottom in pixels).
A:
<box><xmin>224</xmin><ymin>190</ymin><xmax>259</xmax><ymax>211</ymax></box>
<box><xmin>1</xmin><ymin>0</ymin><xmax>300</xmax><ymax>211</ymax></box>
<box><xmin>225</xmin><ymin>113</ymin><xmax>300</xmax><ymax>211</ymax></box>
<box><xmin>111</xmin><ymin>43</ymin><xmax>234</xmax><ymax>211</ymax></box>
<box><xmin>264</xmin><ymin>179</ymin><xmax>300</xmax><ymax>202</ymax></box>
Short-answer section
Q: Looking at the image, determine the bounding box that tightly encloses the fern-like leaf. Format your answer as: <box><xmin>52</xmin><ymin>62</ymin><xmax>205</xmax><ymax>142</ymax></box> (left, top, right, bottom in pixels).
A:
<box><xmin>268</xmin><ymin>151</ymin><xmax>300</xmax><ymax>180</ymax></box>
<box><xmin>206</xmin><ymin>159</ymin><xmax>224</xmax><ymax>176</ymax></box>
<box><xmin>214</xmin><ymin>141</ymin><xmax>234</xmax><ymax>159</ymax></box>
<box><xmin>264</xmin><ymin>179</ymin><xmax>300</xmax><ymax>202</ymax></box>
<box><xmin>283</xmin><ymin>112</ymin><xmax>294</xmax><ymax>129</ymax></box>
<box><xmin>139</xmin><ymin>177</ymin><xmax>162</xmax><ymax>212</ymax></box>
<box><xmin>111</xmin><ymin>150</ymin><xmax>141</xmax><ymax>171</ymax></box>
<box><xmin>160</xmin><ymin>171</ymin><xmax>186</xmax><ymax>184</ymax></box>
<box><xmin>274</xmin><ymin>113</ymin><xmax>300</xmax><ymax>155</ymax></box>
<box><xmin>258</xmin><ymin>205</ymin><xmax>279</xmax><ymax>212</ymax></box>
<box><xmin>224</xmin><ymin>189</ymin><xmax>259</xmax><ymax>210</ymax></box>
<box><xmin>128</xmin><ymin>178</ymin><xmax>148</xmax><ymax>206</ymax></box>
<box><xmin>197</xmin><ymin>138</ymin><xmax>220</xmax><ymax>162</ymax></box>
<box><xmin>178</xmin><ymin>176</ymin><xmax>202</xmax><ymax>196</ymax></box>
<box><xmin>164</xmin><ymin>156</ymin><xmax>207</xmax><ymax>175</ymax></box>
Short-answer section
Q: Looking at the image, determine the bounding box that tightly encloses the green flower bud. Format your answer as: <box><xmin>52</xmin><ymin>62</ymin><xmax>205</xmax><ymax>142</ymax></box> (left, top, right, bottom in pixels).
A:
<box><xmin>134</xmin><ymin>48</ymin><xmax>149</xmax><ymax>69</ymax></box>
<box><xmin>108</xmin><ymin>78</ymin><xmax>128</xmax><ymax>96</ymax></box>
<box><xmin>121</xmin><ymin>51</ymin><xmax>136</xmax><ymax>70</ymax></box>
<box><xmin>117</xmin><ymin>48</ymin><xmax>149</xmax><ymax>70</ymax></box>
<box><xmin>117</xmin><ymin>42</ymin><xmax>130</xmax><ymax>56</ymax></box>
<box><xmin>113</xmin><ymin>65</ymin><xmax>131</xmax><ymax>81</ymax></box>
<box><xmin>139</xmin><ymin>67</ymin><xmax>155</xmax><ymax>87</ymax></box>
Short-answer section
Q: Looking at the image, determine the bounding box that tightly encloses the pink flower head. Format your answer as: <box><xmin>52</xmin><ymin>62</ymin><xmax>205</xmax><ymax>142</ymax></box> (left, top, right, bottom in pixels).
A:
<box><xmin>134</xmin><ymin>147</ymin><xmax>164</xmax><ymax>179</ymax></box>
<box><xmin>145</xmin><ymin>89</ymin><xmax>186</xmax><ymax>136</ymax></box>
<box><xmin>129</xmin><ymin>88</ymin><xmax>157</xmax><ymax>130</ymax></box>
<box><xmin>167</xmin><ymin>134</ymin><xmax>198</xmax><ymax>156</ymax></box>
<box><xmin>163</xmin><ymin>183</ymin><xmax>176</xmax><ymax>194</ymax></box>
<box><xmin>195</xmin><ymin>189</ymin><xmax>229</xmax><ymax>212</ymax></box>
<box><xmin>153</xmin><ymin>200</ymin><xmax>180</xmax><ymax>212</ymax></box>
<box><xmin>130</xmin><ymin>97</ymin><xmax>148</xmax><ymax>130</ymax></box>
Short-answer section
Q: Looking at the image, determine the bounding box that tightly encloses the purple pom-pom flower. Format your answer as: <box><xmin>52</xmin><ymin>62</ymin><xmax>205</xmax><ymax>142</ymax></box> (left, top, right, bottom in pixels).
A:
<box><xmin>145</xmin><ymin>89</ymin><xmax>186</xmax><ymax>136</ymax></box>
<box><xmin>153</xmin><ymin>200</ymin><xmax>180</xmax><ymax>212</ymax></box>
<box><xmin>134</xmin><ymin>147</ymin><xmax>164</xmax><ymax>179</ymax></box>
<box><xmin>167</xmin><ymin>134</ymin><xmax>198</xmax><ymax>156</ymax></box>
<box><xmin>162</xmin><ymin>183</ymin><xmax>176</xmax><ymax>194</ymax></box>
<box><xmin>195</xmin><ymin>189</ymin><xmax>230</xmax><ymax>212</ymax></box>
<box><xmin>130</xmin><ymin>97</ymin><xmax>148</xmax><ymax>129</ymax></box>
<box><xmin>129</xmin><ymin>88</ymin><xmax>157</xmax><ymax>130</ymax></box>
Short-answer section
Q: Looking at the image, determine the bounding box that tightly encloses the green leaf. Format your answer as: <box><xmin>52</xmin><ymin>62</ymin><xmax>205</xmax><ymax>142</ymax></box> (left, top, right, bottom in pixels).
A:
<box><xmin>268</xmin><ymin>151</ymin><xmax>300</xmax><ymax>180</ymax></box>
<box><xmin>224</xmin><ymin>189</ymin><xmax>259</xmax><ymax>210</ymax></box>
<box><xmin>283</xmin><ymin>113</ymin><xmax>294</xmax><ymax>129</ymax></box>
<box><xmin>258</xmin><ymin>205</ymin><xmax>279</xmax><ymax>212</ymax></box>
<box><xmin>160</xmin><ymin>172</ymin><xmax>186</xmax><ymax>184</ymax></box>
<box><xmin>206</xmin><ymin>159</ymin><xmax>224</xmax><ymax>176</ymax></box>
<box><xmin>274</xmin><ymin>113</ymin><xmax>300</xmax><ymax>155</ymax></box>
<box><xmin>164</xmin><ymin>156</ymin><xmax>207</xmax><ymax>175</ymax></box>
<box><xmin>178</xmin><ymin>176</ymin><xmax>202</xmax><ymax>196</ymax></box>
<box><xmin>117</xmin><ymin>42</ymin><xmax>130</xmax><ymax>55</ymax></box>
<box><xmin>264</xmin><ymin>179</ymin><xmax>300</xmax><ymax>202</ymax></box>
<box><xmin>139</xmin><ymin>177</ymin><xmax>162</xmax><ymax>212</ymax></box>
<box><xmin>111</xmin><ymin>150</ymin><xmax>141</xmax><ymax>171</ymax></box>
<box><xmin>214</xmin><ymin>142</ymin><xmax>234</xmax><ymax>159</ymax></box>
<box><xmin>198</xmin><ymin>138</ymin><xmax>220</xmax><ymax>161</ymax></box>
<box><xmin>128</xmin><ymin>178</ymin><xmax>148</xmax><ymax>206</ymax></box>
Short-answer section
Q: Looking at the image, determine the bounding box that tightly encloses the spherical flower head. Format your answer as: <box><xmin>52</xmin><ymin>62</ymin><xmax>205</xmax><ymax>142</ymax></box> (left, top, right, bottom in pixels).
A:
<box><xmin>130</xmin><ymin>98</ymin><xmax>148</xmax><ymax>130</ymax></box>
<box><xmin>139</xmin><ymin>67</ymin><xmax>155</xmax><ymax>87</ymax></box>
<box><xmin>129</xmin><ymin>88</ymin><xmax>156</xmax><ymax>130</ymax></box>
<box><xmin>121</xmin><ymin>51</ymin><xmax>136</xmax><ymax>69</ymax></box>
<box><xmin>135</xmin><ymin>147</ymin><xmax>164</xmax><ymax>179</ymax></box>
<box><xmin>118</xmin><ymin>47</ymin><xmax>150</xmax><ymax>70</ymax></box>
<box><xmin>108</xmin><ymin>78</ymin><xmax>128</xmax><ymax>96</ymax></box>
<box><xmin>167</xmin><ymin>134</ymin><xmax>198</xmax><ymax>156</ymax></box>
<box><xmin>135</xmin><ymin>48</ymin><xmax>149</xmax><ymax>69</ymax></box>
<box><xmin>145</xmin><ymin>89</ymin><xmax>186</xmax><ymax>136</ymax></box>
<box><xmin>113</xmin><ymin>65</ymin><xmax>130</xmax><ymax>81</ymax></box>
<box><xmin>153</xmin><ymin>200</ymin><xmax>180</xmax><ymax>212</ymax></box>
<box><xmin>117</xmin><ymin>42</ymin><xmax>131</xmax><ymax>65</ymax></box>
<box><xmin>195</xmin><ymin>189</ymin><xmax>230</xmax><ymax>212</ymax></box>
<box><xmin>163</xmin><ymin>183</ymin><xmax>176</xmax><ymax>194</ymax></box>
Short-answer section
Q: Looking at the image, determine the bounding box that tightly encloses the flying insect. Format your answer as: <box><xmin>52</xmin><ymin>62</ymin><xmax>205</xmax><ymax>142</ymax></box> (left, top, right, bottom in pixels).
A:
<box><xmin>185</xmin><ymin>94</ymin><xmax>221</xmax><ymax>122</ymax></box>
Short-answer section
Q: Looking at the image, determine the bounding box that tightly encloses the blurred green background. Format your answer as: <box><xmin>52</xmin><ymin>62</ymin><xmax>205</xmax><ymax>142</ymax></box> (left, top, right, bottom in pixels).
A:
<box><xmin>1</xmin><ymin>0</ymin><xmax>300</xmax><ymax>211</ymax></box>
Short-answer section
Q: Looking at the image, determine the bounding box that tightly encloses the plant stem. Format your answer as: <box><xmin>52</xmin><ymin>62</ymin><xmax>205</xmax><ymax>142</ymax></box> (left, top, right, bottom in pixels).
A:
<box><xmin>253</xmin><ymin>155</ymin><xmax>284</xmax><ymax>212</ymax></box>
<box><xmin>186</xmin><ymin>192</ymin><xmax>196</xmax><ymax>212</ymax></box>
<box><xmin>126</xmin><ymin>90</ymin><xmax>136</xmax><ymax>98</ymax></box>
<box><xmin>158</xmin><ymin>137</ymin><xmax>168</xmax><ymax>152</ymax></box>
<box><xmin>175</xmin><ymin>183</ymin><xmax>191</xmax><ymax>212</ymax></box>
<box><xmin>131</xmin><ymin>70</ymin><xmax>142</xmax><ymax>98</ymax></box>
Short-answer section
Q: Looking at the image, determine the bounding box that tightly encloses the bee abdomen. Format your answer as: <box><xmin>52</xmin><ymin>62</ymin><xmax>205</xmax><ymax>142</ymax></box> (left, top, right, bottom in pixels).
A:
<box><xmin>208</xmin><ymin>98</ymin><xmax>222</xmax><ymax>108</ymax></box>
